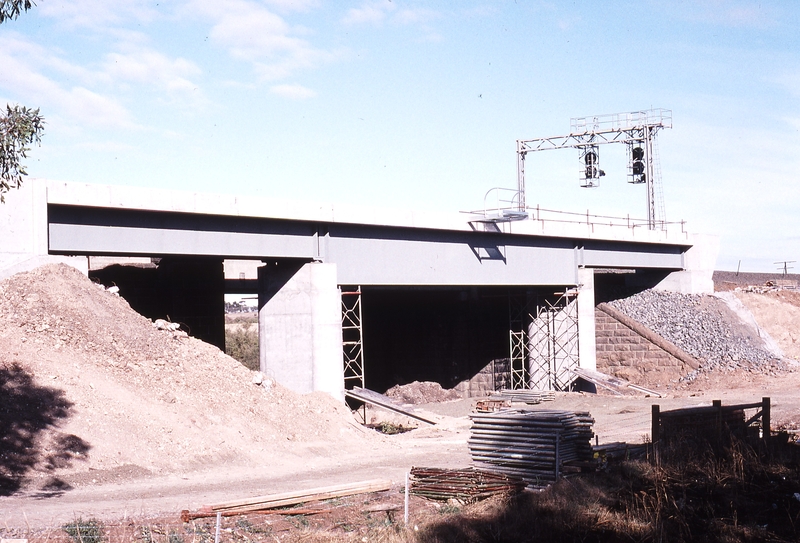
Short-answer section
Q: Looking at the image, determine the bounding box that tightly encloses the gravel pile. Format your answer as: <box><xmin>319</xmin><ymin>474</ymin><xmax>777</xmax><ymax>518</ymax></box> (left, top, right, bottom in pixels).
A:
<box><xmin>607</xmin><ymin>290</ymin><xmax>784</xmax><ymax>382</ymax></box>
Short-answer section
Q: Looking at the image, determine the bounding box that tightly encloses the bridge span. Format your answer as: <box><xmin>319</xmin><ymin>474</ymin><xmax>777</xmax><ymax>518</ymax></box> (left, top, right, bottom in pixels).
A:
<box><xmin>1</xmin><ymin>180</ymin><xmax>715</xmax><ymax>400</ymax></box>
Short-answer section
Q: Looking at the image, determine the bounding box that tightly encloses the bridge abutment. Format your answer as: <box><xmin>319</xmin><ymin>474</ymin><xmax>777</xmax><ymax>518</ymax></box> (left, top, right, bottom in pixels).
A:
<box><xmin>258</xmin><ymin>261</ymin><xmax>344</xmax><ymax>401</ymax></box>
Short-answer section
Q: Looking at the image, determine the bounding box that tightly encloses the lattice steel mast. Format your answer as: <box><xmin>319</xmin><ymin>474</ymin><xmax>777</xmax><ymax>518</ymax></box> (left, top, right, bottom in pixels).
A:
<box><xmin>516</xmin><ymin>109</ymin><xmax>672</xmax><ymax>230</ymax></box>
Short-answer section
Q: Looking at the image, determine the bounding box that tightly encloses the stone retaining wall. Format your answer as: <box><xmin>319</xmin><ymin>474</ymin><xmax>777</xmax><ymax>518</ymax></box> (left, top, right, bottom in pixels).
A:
<box><xmin>596</xmin><ymin>308</ymin><xmax>692</xmax><ymax>386</ymax></box>
<box><xmin>456</xmin><ymin>358</ymin><xmax>511</xmax><ymax>397</ymax></box>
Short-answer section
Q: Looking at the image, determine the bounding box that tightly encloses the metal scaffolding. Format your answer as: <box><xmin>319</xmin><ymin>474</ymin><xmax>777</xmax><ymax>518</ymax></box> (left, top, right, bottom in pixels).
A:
<box><xmin>341</xmin><ymin>286</ymin><xmax>364</xmax><ymax>390</ymax></box>
<box><xmin>528</xmin><ymin>291</ymin><xmax>579</xmax><ymax>391</ymax></box>
<box><xmin>508</xmin><ymin>290</ymin><xmax>580</xmax><ymax>391</ymax></box>
<box><xmin>508</xmin><ymin>292</ymin><xmax>531</xmax><ymax>390</ymax></box>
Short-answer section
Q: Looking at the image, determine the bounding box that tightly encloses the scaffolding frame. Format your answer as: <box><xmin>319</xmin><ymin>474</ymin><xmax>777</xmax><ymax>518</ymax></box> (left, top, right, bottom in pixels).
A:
<box><xmin>508</xmin><ymin>290</ymin><xmax>580</xmax><ymax>391</ymax></box>
<box><xmin>508</xmin><ymin>292</ymin><xmax>530</xmax><ymax>390</ymax></box>
<box><xmin>528</xmin><ymin>292</ymin><xmax>579</xmax><ymax>391</ymax></box>
<box><xmin>341</xmin><ymin>286</ymin><xmax>364</xmax><ymax>391</ymax></box>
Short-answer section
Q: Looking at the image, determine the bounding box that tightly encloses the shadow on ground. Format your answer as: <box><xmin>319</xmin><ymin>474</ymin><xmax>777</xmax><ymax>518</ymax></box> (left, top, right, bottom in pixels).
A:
<box><xmin>416</xmin><ymin>438</ymin><xmax>800</xmax><ymax>543</ymax></box>
<box><xmin>0</xmin><ymin>363</ymin><xmax>90</xmax><ymax>495</ymax></box>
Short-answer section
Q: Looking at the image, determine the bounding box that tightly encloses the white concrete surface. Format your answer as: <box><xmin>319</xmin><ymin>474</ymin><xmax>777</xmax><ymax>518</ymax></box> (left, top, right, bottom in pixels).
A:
<box><xmin>258</xmin><ymin>263</ymin><xmax>344</xmax><ymax>399</ymax></box>
<box><xmin>0</xmin><ymin>179</ymin><xmax>88</xmax><ymax>279</ymax></box>
<box><xmin>655</xmin><ymin>233</ymin><xmax>720</xmax><ymax>294</ymax></box>
<box><xmin>577</xmin><ymin>268</ymin><xmax>597</xmax><ymax>371</ymax></box>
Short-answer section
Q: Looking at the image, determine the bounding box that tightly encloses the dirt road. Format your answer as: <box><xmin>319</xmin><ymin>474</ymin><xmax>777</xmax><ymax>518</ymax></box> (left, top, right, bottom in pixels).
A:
<box><xmin>5</xmin><ymin>368</ymin><xmax>800</xmax><ymax>530</ymax></box>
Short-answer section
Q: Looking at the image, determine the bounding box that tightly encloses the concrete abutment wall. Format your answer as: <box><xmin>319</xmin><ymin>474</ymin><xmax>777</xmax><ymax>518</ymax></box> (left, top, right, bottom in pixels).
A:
<box><xmin>258</xmin><ymin>261</ymin><xmax>345</xmax><ymax>401</ymax></box>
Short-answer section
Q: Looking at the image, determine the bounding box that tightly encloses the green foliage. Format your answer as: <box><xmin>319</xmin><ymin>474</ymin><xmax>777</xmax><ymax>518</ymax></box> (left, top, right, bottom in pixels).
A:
<box><xmin>1</xmin><ymin>103</ymin><xmax>45</xmax><ymax>203</ymax></box>
<box><xmin>1</xmin><ymin>2</ymin><xmax>45</xmax><ymax>203</ymax></box>
<box><xmin>62</xmin><ymin>518</ymin><xmax>105</xmax><ymax>543</ymax></box>
<box><xmin>0</xmin><ymin>0</ymin><xmax>34</xmax><ymax>23</ymax></box>
<box><xmin>369</xmin><ymin>421</ymin><xmax>412</xmax><ymax>435</ymax></box>
<box><xmin>225</xmin><ymin>326</ymin><xmax>259</xmax><ymax>371</ymax></box>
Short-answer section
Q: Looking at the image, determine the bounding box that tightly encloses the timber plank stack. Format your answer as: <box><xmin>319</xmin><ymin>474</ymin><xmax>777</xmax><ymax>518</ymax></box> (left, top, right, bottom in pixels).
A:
<box><xmin>409</xmin><ymin>467</ymin><xmax>526</xmax><ymax>503</ymax></box>
<box><xmin>489</xmin><ymin>389</ymin><xmax>556</xmax><ymax>404</ymax></box>
<box><xmin>469</xmin><ymin>409</ymin><xmax>594</xmax><ymax>489</ymax></box>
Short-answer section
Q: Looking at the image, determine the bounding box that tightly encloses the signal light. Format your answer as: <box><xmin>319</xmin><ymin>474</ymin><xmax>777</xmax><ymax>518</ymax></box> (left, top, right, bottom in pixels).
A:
<box><xmin>580</xmin><ymin>146</ymin><xmax>604</xmax><ymax>187</ymax></box>
<box><xmin>630</xmin><ymin>145</ymin><xmax>645</xmax><ymax>184</ymax></box>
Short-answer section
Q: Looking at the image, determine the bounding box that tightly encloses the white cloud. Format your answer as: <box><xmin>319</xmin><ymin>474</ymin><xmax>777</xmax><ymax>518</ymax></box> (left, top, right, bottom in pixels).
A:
<box><xmin>263</xmin><ymin>0</ymin><xmax>321</xmax><ymax>12</ymax></box>
<box><xmin>0</xmin><ymin>35</ymin><xmax>137</xmax><ymax>129</ymax></box>
<box><xmin>186</xmin><ymin>0</ymin><xmax>336</xmax><ymax>82</ymax></box>
<box><xmin>341</xmin><ymin>2</ymin><xmax>394</xmax><ymax>26</ymax></box>
<box><xmin>270</xmin><ymin>83</ymin><xmax>317</xmax><ymax>99</ymax></box>
<box><xmin>784</xmin><ymin>117</ymin><xmax>800</xmax><ymax>131</ymax></box>
<box><xmin>771</xmin><ymin>69</ymin><xmax>800</xmax><ymax>99</ymax></box>
<box><xmin>394</xmin><ymin>8</ymin><xmax>438</xmax><ymax>25</ymax></box>
<box><xmin>341</xmin><ymin>2</ymin><xmax>444</xmax><ymax>45</ymax></box>
<box><xmin>103</xmin><ymin>48</ymin><xmax>208</xmax><ymax>109</ymax></box>
<box><xmin>666</xmin><ymin>0</ymin><xmax>780</xmax><ymax>29</ymax></box>
<box><xmin>63</xmin><ymin>87</ymin><xmax>139</xmax><ymax>129</ymax></box>
<box><xmin>38</xmin><ymin>0</ymin><xmax>158</xmax><ymax>30</ymax></box>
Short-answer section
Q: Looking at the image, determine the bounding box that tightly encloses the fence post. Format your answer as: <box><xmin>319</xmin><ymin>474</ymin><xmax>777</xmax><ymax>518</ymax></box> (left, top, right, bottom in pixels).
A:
<box><xmin>762</xmin><ymin>397</ymin><xmax>771</xmax><ymax>441</ymax></box>
<box><xmin>651</xmin><ymin>404</ymin><xmax>660</xmax><ymax>462</ymax></box>
<box><xmin>713</xmin><ymin>399</ymin><xmax>722</xmax><ymax>442</ymax></box>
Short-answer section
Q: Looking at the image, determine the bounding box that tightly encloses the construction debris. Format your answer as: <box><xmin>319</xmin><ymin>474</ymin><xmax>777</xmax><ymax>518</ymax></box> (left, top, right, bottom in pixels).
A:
<box><xmin>592</xmin><ymin>441</ymin><xmax>647</xmax><ymax>462</ymax></box>
<box><xmin>409</xmin><ymin>467</ymin><xmax>525</xmax><ymax>503</ymax></box>
<box><xmin>345</xmin><ymin>387</ymin><xmax>438</xmax><ymax>424</ymax></box>
<box><xmin>182</xmin><ymin>479</ymin><xmax>392</xmax><ymax>519</ymax></box>
<box><xmin>488</xmin><ymin>389</ymin><xmax>556</xmax><ymax>404</ymax></box>
<box><xmin>469</xmin><ymin>409</ymin><xmax>595</xmax><ymax>489</ymax></box>
<box><xmin>152</xmin><ymin>318</ymin><xmax>181</xmax><ymax>331</ymax></box>
<box><xmin>474</xmin><ymin>399</ymin><xmax>511</xmax><ymax>413</ymax></box>
<box><xmin>572</xmin><ymin>367</ymin><xmax>662</xmax><ymax>397</ymax></box>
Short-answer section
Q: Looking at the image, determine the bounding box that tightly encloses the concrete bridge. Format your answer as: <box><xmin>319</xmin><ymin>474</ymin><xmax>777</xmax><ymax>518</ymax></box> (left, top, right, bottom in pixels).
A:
<box><xmin>1</xmin><ymin>180</ymin><xmax>717</xmax><ymax>400</ymax></box>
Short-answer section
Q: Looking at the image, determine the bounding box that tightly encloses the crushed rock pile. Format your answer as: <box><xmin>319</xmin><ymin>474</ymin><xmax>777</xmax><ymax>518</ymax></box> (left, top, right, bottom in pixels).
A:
<box><xmin>0</xmin><ymin>264</ymin><xmax>373</xmax><ymax>493</ymax></box>
<box><xmin>607</xmin><ymin>290</ymin><xmax>790</xmax><ymax>382</ymax></box>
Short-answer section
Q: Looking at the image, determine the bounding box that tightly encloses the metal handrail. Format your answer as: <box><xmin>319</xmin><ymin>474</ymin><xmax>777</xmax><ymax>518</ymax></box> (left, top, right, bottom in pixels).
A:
<box><xmin>465</xmin><ymin>202</ymin><xmax>686</xmax><ymax>234</ymax></box>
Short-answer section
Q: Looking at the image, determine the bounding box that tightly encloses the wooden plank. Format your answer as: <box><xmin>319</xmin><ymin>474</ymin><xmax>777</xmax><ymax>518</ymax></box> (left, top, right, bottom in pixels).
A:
<box><xmin>345</xmin><ymin>387</ymin><xmax>437</xmax><ymax>424</ymax></box>
<box><xmin>627</xmin><ymin>383</ymin><xmax>663</xmax><ymax>397</ymax></box>
<box><xmin>572</xmin><ymin>367</ymin><xmax>662</xmax><ymax>398</ymax></box>
<box><xmin>205</xmin><ymin>479</ymin><xmax>392</xmax><ymax>514</ymax></box>
<box><xmin>571</xmin><ymin>367</ymin><xmax>624</xmax><ymax>395</ymax></box>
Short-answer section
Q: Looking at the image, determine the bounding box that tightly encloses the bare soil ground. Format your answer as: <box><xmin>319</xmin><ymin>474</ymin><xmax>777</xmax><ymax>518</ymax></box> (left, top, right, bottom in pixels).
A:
<box><xmin>1</xmin><ymin>265</ymin><xmax>799</xmax><ymax>541</ymax></box>
<box><xmin>735</xmin><ymin>289</ymin><xmax>800</xmax><ymax>361</ymax></box>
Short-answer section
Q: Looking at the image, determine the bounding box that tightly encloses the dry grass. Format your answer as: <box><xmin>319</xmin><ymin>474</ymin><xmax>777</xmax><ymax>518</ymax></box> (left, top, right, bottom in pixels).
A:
<box><xmin>415</xmin><ymin>434</ymin><xmax>800</xmax><ymax>543</ymax></box>
<box><xmin>7</xmin><ymin>435</ymin><xmax>800</xmax><ymax>543</ymax></box>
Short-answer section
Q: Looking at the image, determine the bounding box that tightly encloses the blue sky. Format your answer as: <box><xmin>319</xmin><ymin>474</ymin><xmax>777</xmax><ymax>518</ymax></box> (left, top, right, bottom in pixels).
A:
<box><xmin>1</xmin><ymin>0</ymin><xmax>798</xmax><ymax>272</ymax></box>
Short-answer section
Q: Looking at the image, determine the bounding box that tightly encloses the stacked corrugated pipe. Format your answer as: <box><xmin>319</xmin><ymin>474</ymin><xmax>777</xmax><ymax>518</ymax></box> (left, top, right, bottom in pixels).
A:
<box><xmin>469</xmin><ymin>409</ymin><xmax>594</xmax><ymax>489</ymax></box>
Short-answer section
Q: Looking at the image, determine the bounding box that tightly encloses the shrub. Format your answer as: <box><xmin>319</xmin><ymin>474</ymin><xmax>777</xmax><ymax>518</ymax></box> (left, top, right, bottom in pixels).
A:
<box><xmin>225</xmin><ymin>326</ymin><xmax>259</xmax><ymax>371</ymax></box>
<box><xmin>63</xmin><ymin>518</ymin><xmax>104</xmax><ymax>543</ymax></box>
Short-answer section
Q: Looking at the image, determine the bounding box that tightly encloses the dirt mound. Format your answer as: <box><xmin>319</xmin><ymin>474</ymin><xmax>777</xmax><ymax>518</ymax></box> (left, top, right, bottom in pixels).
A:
<box><xmin>734</xmin><ymin>290</ymin><xmax>800</xmax><ymax>361</ymax></box>
<box><xmin>385</xmin><ymin>381</ymin><xmax>461</xmax><ymax>404</ymax></box>
<box><xmin>713</xmin><ymin>271</ymin><xmax>800</xmax><ymax>291</ymax></box>
<box><xmin>0</xmin><ymin>264</ymin><xmax>370</xmax><ymax>494</ymax></box>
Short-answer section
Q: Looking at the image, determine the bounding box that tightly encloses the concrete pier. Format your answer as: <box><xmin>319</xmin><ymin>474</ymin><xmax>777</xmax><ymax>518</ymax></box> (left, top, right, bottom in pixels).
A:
<box><xmin>258</xmin><ymin>261</ymin><xmax>344</xmax><ymax>400</ymax></box>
